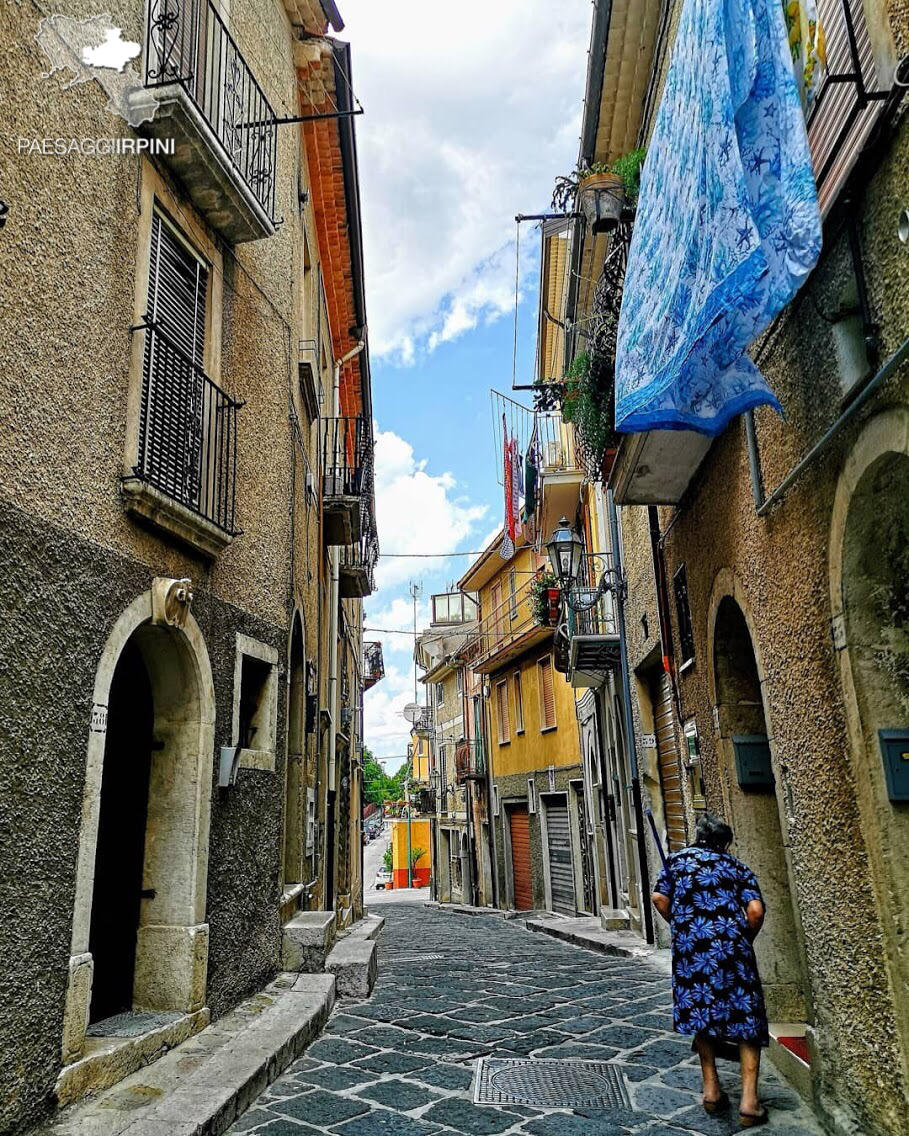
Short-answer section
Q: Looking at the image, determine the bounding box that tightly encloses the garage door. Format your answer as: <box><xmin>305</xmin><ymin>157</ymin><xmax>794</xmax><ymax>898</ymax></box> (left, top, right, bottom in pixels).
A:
<box><xmin>508</xmin><ymin>807</ymin><xmax>533</xmax><ymax>910</ymax></box>
<box><xmin>544</xmin><ymin>798</ymin><xmax>575</xmax><ymax>915</ymax></box>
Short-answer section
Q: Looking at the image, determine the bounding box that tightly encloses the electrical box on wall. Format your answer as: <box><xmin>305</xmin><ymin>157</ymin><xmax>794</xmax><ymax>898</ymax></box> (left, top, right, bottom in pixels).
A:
<box><xmin>879</xmin><ymin>731</ymin><xmax>909</xmax><ymax>802</ymax></box>
<box><xmin>732</xmin><ymin>735</ymin><xmax>774</xmax><ymax>791</ymax></box>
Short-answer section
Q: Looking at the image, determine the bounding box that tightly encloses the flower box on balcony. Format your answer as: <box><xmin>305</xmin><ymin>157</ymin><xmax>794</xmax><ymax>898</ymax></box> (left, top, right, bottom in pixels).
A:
<box><xmin>579</xmin><ymin>172</ymin><xmax>625</xmax><ymax>234</ymax></box>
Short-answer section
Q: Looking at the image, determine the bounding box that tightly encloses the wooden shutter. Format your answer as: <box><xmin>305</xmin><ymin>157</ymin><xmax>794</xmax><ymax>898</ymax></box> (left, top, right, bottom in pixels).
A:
<box><xmin>809</xmin><ymin>0</ymin><xmax>887</xmax><ymax>215</ymax></box>
<box><xmin>140</xmin><ymin>213</ymin><xmax>209</xmax><ymax>505</ymax></box>
<box><xmin>490</xmin><ymin>581</ymin><xmax>503</xmax><ymax>645</ymax></box>
<box><xmin>513</xmin><ymin>669</ymin><xmax>524</xmax><ymax>733</ymax></box>
<box><xmin>496</xmin><ymin>680</ymin><xmax>510</xmax><ymax>744</ymax></box>
<box><xmin>538</xmin><ymin>657</ymin><xmax>556</xmax><ymax>730</ymax></box>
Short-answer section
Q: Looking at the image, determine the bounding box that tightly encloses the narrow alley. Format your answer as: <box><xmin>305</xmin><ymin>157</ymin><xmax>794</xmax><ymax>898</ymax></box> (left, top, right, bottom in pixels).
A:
<box><xmin>227</xmin><ymin>905</ymin><xmax>819</xmax><ymax>1136</ymax></box>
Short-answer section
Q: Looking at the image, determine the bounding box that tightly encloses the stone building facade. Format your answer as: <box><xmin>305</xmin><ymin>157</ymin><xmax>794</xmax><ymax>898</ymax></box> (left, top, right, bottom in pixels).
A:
<box><xmin>554</xmin><ymin>0</ymin><xmax>909</xmax><ymax>1132</ymax></box>
<box><xmin>0</xmin><ymin>1</ymin><xmax>377</xmax><ymax>1131</ymax></box>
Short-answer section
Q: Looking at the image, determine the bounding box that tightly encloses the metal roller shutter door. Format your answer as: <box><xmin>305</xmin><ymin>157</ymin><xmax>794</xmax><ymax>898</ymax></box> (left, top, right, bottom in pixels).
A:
<box><xmin>509</xmin><ymin>807</ymin><xmax>533</xmax><ymax>911</ymax></box>
<box><xmin>654</xmin><ymin>671</ymin><xmax>687</xmax><ymax>852</ymax></box>
<box><xmin>545</xmin><ymin>799</ymin><xmax>575</xmax><ymax>916</ymax></box>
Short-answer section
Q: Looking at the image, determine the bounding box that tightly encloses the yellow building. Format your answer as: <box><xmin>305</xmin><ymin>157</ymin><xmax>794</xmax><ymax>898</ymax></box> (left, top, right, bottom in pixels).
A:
<box><xmin>390</xmin><ymin>819</ymin><xmax>431</xmax><ymax>889</ymax></box>
<box><xmin>460</xmin><ymin>533</ymin><xmax>594</xmax><ymax>915</ymax></box>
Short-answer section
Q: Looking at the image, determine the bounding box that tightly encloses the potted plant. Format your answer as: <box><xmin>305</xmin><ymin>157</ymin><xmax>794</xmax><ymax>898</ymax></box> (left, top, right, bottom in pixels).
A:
<box><xmin>561</xmin><ymin>353</ymin><xmax>619</xmax><ymax>483</ymax></box>
<box><xmin>530</xmin><ymin>569</ymin><xmax>560</xmax><ymax>626</ymax></box>
<box><xmin>551</xmin><ymin>150</ymin><xmax>645</xmax><ymax>234</ymax></box>
<box><xmin>410</xmin><ymin>847</ymin><xmax>427</xmax><ymax>886</ymax></box>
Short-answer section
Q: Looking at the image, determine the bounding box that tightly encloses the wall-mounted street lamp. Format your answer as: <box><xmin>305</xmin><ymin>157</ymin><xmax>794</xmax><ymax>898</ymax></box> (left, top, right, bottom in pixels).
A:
<box><xmin>545</xmin><ymin>517</ymin><xmax>626</xmax><ymax>609</ymax></box>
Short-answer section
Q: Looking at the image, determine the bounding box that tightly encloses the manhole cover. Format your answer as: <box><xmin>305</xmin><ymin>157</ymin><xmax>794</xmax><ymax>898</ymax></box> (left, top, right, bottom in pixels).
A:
<box><xmin>87</xmin><ymin>1011</ymin><xmax>183</xmax><ymax>1038</ymax></box>
<box><xmin>474</xmin><ymin>1057</ymin><xmax>631</xmax><ymax>1110</ymax></box>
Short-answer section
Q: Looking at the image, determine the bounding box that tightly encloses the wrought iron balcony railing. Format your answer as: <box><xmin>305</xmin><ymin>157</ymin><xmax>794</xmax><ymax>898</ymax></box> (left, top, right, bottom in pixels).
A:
<box><xmin>455</xmin><ymin>739</ymin><xmax>486</xmax><ymax>783</ymax></box>
<box><xmin>410</xmin><ymin>705</ymin><xmax>434</xmax><ymax>735</ymax></box>
<box><xmin>321</xmin><ymin>416</ymin><xmax>368</xmax><ymax>500</ymax></box>
<box><xmin>363</xmin><ymin>641</ymin><xmax>384</xmax><ymax>689</ymax></box>
<box><xmin>563</xmin><ymin>553</ymin><xmax>621</xmax><ymax>683</ymax></box>
<box><xmin>462</xmin><ymin>570</ymin><xmax>553</xmax><ymax>673</ymax></box>
<box><xmin>134</xmin><ymin>322</ymin><xmax>241</xmax><ymax>533</ymax></box>
<box><xmin>145</xmin><ymin>0</ymin><xmax>277</xmax><ymax>221</ymax></box>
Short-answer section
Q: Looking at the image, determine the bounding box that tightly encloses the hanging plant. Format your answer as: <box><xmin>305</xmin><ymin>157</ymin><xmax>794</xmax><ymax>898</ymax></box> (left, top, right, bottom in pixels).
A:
<box><xmin>560</xmin><ymin>350</ymin><xmax>618</xmax><ymax>482</ymax></box>
<box><xmin>529</xmin><ymin>569</ymin><xmax>560</xmax><ymax>625</ymax></box>
<box><xmin>550</xmin><ymin>151</ymin><xmax>645</xmax><ymax>231</ymax></box>
<box><xmin>609</xmin><ymin>148</ymin><xmax>646</xmax><ymax>206</ymax></box>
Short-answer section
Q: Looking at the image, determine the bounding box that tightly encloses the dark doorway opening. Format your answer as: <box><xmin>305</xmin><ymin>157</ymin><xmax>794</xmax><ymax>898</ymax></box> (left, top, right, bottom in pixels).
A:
<box><xmin>325</xmin><ymin>789</ymin><xmax>336</xmax><ymax>911</ymax></box>
<box><xmin>89</xmin><ymin>640</ymin><xmax>154</xmax><ymax>1023</ymax></box>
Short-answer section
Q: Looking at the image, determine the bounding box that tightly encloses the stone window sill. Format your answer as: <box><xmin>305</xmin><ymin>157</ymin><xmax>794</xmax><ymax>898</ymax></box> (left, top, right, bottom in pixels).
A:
<box><xmin>122</xmin><ymin>478</ymin><xmax>233</xmax><ymax>559</ymax></box>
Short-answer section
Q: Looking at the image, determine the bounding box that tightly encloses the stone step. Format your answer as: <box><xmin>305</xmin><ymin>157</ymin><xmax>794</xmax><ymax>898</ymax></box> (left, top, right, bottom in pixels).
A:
<box><xmin>600</xmin><ymin>907</ymin><xmax>632</xmax><ymax>932</ymax></box>
<box><xmin>38</xmin><ymin>973</ymin><xmax>336</xmax><ymax>1136</ymax></box>
<box><xmin>281</xmin><ymin>909</ymin><xmax>336</xmax><ymax>972</ymax></box>
<box><xmin>326</xmin><ymin>938</ymin><xmax>378</xmax><ymax>999</ymax></box>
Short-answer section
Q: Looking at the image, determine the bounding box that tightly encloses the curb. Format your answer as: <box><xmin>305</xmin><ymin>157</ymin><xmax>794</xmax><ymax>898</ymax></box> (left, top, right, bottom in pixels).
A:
<box><xmin>524</xmin><ymin>918</ymin><xmax>655</xmax><ymax>960</ymax></box>
<box><xmin>40</xmin><ymin>974</ymin><xmax>336</xmax><ymax>1136</ymax></box>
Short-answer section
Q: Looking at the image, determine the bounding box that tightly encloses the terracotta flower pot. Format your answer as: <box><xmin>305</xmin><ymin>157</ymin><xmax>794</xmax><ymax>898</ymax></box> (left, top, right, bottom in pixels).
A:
<box><xmin>579</xmin><ymin>172</ymin><xmax>625</xmax><ymax>234</ymax></box>
<box><xmin>547</xmin><ymin>587</ymin><xmax>561</xmax><ymax>625</ymax></box>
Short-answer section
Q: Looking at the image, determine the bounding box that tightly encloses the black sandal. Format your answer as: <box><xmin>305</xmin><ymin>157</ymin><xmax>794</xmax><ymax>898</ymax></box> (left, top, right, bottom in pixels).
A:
<box><xmin>739</xmin><ymin>1106</ymin><xmax>769</xmax><ymax>1127</ymax></box>
<box><xmin>703</xmin><ymin>1091</ymin><xmax>730</xmax><ymax>1114</ymax></box>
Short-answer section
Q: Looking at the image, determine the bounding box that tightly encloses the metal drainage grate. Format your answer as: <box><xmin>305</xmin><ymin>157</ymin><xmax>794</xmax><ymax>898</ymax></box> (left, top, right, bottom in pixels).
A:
<box><xmin>474</xmin><ymin>1057</ymin><xmax>631</xmax><ymax>1110</ymax></box>
<box><xmin>382</xmin><ymin>950</ymin><xmax>444</xmax><ymax>962</ymax></box>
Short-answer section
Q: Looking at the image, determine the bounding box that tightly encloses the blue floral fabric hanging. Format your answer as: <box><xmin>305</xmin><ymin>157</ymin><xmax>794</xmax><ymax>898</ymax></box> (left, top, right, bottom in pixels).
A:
<box><xmin>615</xmin><ymin>0</ymin><xmax>822</xmax><ymax>436</ymax></box>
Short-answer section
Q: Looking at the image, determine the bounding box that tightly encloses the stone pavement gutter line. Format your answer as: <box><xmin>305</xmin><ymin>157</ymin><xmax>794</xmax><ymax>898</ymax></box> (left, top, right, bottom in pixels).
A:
<box><xmin>37</xmin><ymin>973</ymin><xmax>336</xmax><ymax>1136</ymax></box>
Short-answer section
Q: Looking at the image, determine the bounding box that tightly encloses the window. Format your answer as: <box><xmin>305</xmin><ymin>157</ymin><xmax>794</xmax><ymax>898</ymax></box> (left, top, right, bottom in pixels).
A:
<box><xmin>456</xmin><ymin>667</ymin><xmax>463</xmax><ymax>696</ymax></box>
<box><xmin>509</xmin><ymin>568</ymin><xmax>518</xmax><ymax>625</ymax></box>
<box><xmin>232</xmin><ymin>634</ymin><xmax>279</xmax><ymax>769</ymax></box>
<box><xmin>513</xmin><ymin>669</ymin><xmax>524</xmax><ymax>733</ymax></box>
<box><xmin>673</xmin><ymin>564</ymin><xmax>695</xmax><ymax>666</ymax></box>
<box><xmin>538</xmin><ymin>657</ymin><xmax>556</xmax><ymax>731</ymax></box>
<box><xmin>496</xmin><ymin>679</ymin><xmax>510</xmax><ymax>744</ymax></box>
<box><xmin>437</xmin><ymin>681</ymin><xmax>445</xmax><ymax>706</ymax></box>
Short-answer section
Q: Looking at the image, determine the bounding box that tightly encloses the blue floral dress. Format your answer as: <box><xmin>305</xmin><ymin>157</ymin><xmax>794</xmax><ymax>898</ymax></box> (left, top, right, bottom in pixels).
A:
<box><xmin>654</xmin><ymin>846</ymin><xmax>769</xmax><ymax>1046</ymax></box>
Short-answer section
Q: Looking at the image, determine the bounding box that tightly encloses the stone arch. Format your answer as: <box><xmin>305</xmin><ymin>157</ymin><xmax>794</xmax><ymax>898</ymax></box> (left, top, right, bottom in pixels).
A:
<box><xmin>829</xmin><ymin>407</ymin><xmax>909</xmax><ymax>1087</ymax></box>
<box><xmin>706</xmin><ymin>572</ymin><xmax>810</xmax><ymax>1022</ymax></box>
<box><xmin>63</xmin><ymin>586</ymin><xmax>215</xmax><ymax>1063</ymax></box>
<box><xmin>283</xmin><ymin>608</ymin><xmax>307</xmax><ymax>889</ymax></box>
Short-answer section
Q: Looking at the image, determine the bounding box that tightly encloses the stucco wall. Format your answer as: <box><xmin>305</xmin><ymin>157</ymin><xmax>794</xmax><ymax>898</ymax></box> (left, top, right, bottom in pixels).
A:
<box><xmin>652</xmin><ymin>110</ymin><xmax>909</xmax><ymax>1136</ymax></box>
<box><xmin>0</xmin><ymin>500</ymin><xmax>289</xmax><ymax>1132</ymax></box>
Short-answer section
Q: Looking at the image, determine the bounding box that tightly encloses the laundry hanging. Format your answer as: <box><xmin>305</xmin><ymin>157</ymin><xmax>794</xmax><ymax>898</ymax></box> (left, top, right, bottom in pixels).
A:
<box><xmin>615</xmin><ymin>0</ymin><xmax>821</xmax><ymax>436</ymax></box>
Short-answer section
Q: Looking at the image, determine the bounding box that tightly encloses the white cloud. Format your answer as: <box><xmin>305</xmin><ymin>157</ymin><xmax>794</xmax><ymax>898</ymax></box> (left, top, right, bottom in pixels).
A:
<box><xmin>340</xmin><ymin>0</ymin><xmax>590</xmax><ymax>360</ymax></box>
<box><xmin>363</xmin><ymin>425</ymin><xmax>490</xmax><ymax>761</ymax></box>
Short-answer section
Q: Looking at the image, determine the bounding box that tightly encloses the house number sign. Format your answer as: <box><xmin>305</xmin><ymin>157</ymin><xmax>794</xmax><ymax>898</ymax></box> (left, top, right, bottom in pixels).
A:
<box><xmin>90</xmin><ymin>703</ymin><xmax>108</xmax><ymax>733</ymax></box>
<box><xmin>641</xmin><ymin>733</ymin><xmax>656</xmax><ymax>749</ymax></box>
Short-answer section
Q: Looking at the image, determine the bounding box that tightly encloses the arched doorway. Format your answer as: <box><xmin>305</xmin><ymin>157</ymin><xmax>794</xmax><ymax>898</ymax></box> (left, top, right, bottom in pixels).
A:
<box><xmin>832</xmin><ymin>413</ymin><xmax>909</xmax><ymax>1088</ymax></box>
<box><xmin>88</xmin><ymin>640</ymin><xmax>154</xmax><ymax>1021</ymax></box>
<box><xmin>64</xmin><ymin>587</ymin><xmax>215</xmax><ymax>1060</ymax></box>
<box><xmin>711</xmin><ymin>592</ymin><xmax>808</xmax><ymax>1022</ymax></box>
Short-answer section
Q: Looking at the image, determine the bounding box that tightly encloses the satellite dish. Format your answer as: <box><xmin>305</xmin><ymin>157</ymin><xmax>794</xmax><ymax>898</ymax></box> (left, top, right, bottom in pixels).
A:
<box><xmin>402</xmin><ymin>703</ymin><xmax>420</xmax><ymax>724</ymax></box>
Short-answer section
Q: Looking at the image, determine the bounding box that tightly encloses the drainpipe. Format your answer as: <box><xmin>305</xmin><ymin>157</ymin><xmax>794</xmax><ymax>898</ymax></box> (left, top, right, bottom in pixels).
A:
<box><xmin>326</xmin><ymin>340</ymin><xmax>366</xmax><ymax>903</ymax></box>
<box><xmin>744</xmin><ymin>333</ymin><xmax>909</xmax><ymax>515</ymax></box>
<box><xmin>607</xmin><ymin>490</ymin><xmax>655</xmax><ymax>945</ymax></box>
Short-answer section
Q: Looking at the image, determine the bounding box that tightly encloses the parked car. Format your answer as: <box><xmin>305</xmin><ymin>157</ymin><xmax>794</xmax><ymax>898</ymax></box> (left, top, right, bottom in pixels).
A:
<box><xmin>374</xmin><ymin>868</ymin><xmax>392</xmax><ymax>890</ymax></box>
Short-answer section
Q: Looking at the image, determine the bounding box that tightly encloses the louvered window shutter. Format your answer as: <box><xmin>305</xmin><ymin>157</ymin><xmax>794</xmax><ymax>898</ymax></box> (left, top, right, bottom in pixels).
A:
<box><xmin>139</xmin><ymin>213</ymin><xmax>209</xmax><ymax>507</ymax></box>
<box><xmin>538</xmin><ymin>658</ymin><xmax>555</xmax><ymax>730</ymax></box>
<box><xmin>497</xmin><ymin>681</ymin><xmax>509</xmax><ymax>744</ymax></box>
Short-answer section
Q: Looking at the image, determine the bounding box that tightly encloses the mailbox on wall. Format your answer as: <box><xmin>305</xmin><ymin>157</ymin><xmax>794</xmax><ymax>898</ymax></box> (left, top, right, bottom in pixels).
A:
<box><xmin>879</xmin><ymin>731</ymin><xmax>909</xmax><ymax>802</ymax></box>
<box><xmin>732</xmin><ymin>735</ymin><xmax>774</xmax><ymax>791</ymax></box>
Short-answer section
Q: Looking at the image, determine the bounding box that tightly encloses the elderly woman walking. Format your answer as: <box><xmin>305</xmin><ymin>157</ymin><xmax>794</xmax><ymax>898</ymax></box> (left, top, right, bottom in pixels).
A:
<box><xmin>652</xmin><ymin>814</ymin><xmax>769</xmax><ymax>1128</ymax></box>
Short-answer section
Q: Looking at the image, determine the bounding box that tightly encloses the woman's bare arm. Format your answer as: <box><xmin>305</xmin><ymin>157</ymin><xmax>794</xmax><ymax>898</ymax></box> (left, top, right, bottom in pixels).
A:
<box><xmin>744</xmin><ymin>899</ymin><xmax>765</xmax><ymax>940</ymax></box>
<box><xmin>652</xmin><ymin>892</ymin><xmax>671</xmax><ymax>922</ymax></box>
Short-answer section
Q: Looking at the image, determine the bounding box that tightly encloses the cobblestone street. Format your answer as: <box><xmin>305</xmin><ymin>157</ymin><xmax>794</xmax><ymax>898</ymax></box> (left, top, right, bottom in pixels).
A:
<box><xmin>228</xmin><ymin>905</ymin><xmax>821</xmax><ymax>1136</ymax></box>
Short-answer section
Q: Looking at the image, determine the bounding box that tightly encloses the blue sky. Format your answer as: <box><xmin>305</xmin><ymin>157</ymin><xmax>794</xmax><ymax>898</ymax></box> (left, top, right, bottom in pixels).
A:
<box><xmin>340</xmin><ymin>0</ymin><xmax>592</xmax><ymax>771</ymax></box>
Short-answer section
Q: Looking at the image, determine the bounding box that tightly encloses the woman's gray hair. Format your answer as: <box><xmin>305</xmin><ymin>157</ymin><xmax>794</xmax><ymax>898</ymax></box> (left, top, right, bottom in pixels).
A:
<box><xmin>694</xmin><ymin>813</ymin><xmax>733</xmax><ymax>852</ymax></box>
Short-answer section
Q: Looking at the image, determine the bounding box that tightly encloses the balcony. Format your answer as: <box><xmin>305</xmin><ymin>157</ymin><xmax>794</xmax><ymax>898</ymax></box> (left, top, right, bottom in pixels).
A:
<box><xmin>431</xmin><ymin>590</ymin><xmax>479</xmax><ymax>625</ymax></box>
<box><xmin>410</xmin><ymin>705</ymin><xmax>434</xmax><ymax>736</ymax></box>
<box><xmin>454</xmin><ymin>740</ymin><xmax>486</xmax><ymax>783</ymax></box>
<box><xmin>140</xmin><ymin>0</ymin><xmax>277</xmax><ymax>243</ymax></box>
<box><xmin>123</xmin><ymin>323</ymin><xmax>241</xmax><ymax>556</ymax></box>
<box><xmin>464</xmin><ymin>574</ymin><xmax>553</xmax><ymax>675</ymax></box>
<box><xmin>363</xmin><ymin>641</ymin><xmax>384</xmax><ymax>690</ymax></box>
<box><xmin>337</xmin><ymin>488</ymin><xmax>378</xmax><ymax>598</ymax></box>
<box><xmin>537</xmin><ymin>410</ymin><xmax>584</xmax><ymax>541</ymax></box>
<box><xmin>322</xmin><ymin>416</ymin><xmax>367</xmax><ymax>545</ymax></box>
